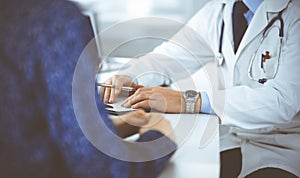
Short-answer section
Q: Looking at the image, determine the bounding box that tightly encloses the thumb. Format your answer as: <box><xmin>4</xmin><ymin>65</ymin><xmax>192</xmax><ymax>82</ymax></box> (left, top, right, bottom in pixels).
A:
<box><xmin>131</xmin><ymin>83</ymin><xmax>144</xmax><ymax>89</ymax></box>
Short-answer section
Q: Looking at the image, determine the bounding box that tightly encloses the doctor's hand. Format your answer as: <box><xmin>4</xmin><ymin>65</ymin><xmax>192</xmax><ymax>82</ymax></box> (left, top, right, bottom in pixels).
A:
<box><xmin>121</xmin><ymin>87</ymin><xmax>185</xmax><ymax>114</ymax></box>
<box><xmin>100</xmin><ymin>75</ymin><xmax>143</xmax><ymax>103</ymax></box>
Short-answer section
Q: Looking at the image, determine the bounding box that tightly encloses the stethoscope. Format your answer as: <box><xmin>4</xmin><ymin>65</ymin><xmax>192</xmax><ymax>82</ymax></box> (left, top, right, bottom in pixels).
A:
<box><xmin>217</xmin><ymin>6</ymin><xmax>286</xmax><ymax>84</ymax></box>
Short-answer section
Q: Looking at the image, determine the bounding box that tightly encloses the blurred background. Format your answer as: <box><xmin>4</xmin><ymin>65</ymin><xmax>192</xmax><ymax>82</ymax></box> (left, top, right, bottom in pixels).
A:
<box><xmin>70</xmin><ymin>0</ymin><xmax>210</xmax><ymax>57</ymax></box>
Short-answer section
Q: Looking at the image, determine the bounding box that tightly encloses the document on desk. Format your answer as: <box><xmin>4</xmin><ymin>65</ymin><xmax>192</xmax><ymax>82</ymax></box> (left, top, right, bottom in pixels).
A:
<box><xmin>104</xmin><ymin>97</ymin><xmax>137</xmax><ymax>115</ymax></box>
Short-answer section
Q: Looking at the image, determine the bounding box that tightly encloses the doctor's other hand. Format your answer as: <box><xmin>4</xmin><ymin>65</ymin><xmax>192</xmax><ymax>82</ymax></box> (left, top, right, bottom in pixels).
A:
<box><xmin>122</xmin><ymin>87</ymin><xmax>186</xmax><ymax>114</ymax></box>
<box><xmin>100</xmin><ymin>75</ymin><xmax>143</xmax><ymax>103</ymax></box>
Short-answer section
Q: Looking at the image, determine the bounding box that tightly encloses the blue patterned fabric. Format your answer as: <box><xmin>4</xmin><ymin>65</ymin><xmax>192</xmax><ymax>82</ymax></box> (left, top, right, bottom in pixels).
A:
<box><xmin>0</xmin><ymin>0</ymin><xmax>175</xmax><ymax>177</ymax></box>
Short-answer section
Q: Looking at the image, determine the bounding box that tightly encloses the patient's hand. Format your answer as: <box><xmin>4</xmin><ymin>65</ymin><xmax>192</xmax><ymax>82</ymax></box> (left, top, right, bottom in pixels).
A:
<box><xmin>111</xmin><ymin>110</ymin><xmax>150</xmax><ymax>138</ymax></box>
<box><xmin>139</xmin><ymin>113</ymin><xmax>175</xmax><ymax>142</ymax></box>
<box><xmin>112</xmin><ymin>110</ymin><xmax>174</xmax><ymax>141</ymax></box>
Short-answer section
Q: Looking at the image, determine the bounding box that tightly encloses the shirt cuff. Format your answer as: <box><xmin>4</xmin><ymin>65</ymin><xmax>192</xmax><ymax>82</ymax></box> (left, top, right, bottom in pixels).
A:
<box><xmin>200</xmin><ymin>91</ymin><xmax>215</xmax><ymax>114</ymax></box>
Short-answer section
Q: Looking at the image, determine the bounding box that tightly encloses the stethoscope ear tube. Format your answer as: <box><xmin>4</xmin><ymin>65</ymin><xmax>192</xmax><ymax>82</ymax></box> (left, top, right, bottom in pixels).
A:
<box><xmin>218</xmin><ymin>7</ymin><xmax>285</xmax><ymax>84</ymax></box>
<box><xmin>217</xmin><ymin>21</ymin><xmax>225</xmax><ymax>66</ymax></box>
<box><xmin>263</xmin><ymin>11</ymin><xmax>284</xmax><ymax>37</ymax></box>
<box><xmin>216</xmin><ymin>3</ymin><xmax>226</xmax><ymax>66</ymax></box>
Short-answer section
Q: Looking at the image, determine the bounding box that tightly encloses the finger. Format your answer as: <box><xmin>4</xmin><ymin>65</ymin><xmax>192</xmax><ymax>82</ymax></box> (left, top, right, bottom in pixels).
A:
<box><xmin>122</xmin><ymin>92</ymin><xmax>152</xmax><ymax>108</ymax></box>
<box><xmin>109</xmin><ymin>79</ymin><xmax>124</xmax><ymax>103</ymax></box>
<box><xmin>122</xmin><ymin>110</ymin><xmax>147</xmax><ymax>118</ymax></box>
<box><xmin>100</xmin><ymin>85</ymin><xmax>110</xmax><ymax>101</ymax></box>
<box><xmin>109</xmin><ymin>86</ymin><xmax>115</xmax><ymax>103</ymax></box>
<box><xmin>131</xmin><ymin>99</ymin><xmax>164</xmax><ymax>112</ymax></box>
<box><xmin>133</xmin><ymin>87</ymin><xmax>152</xmax><ymax>92</ymax></box>
<box><xmin>120</xmin><ymin>110</ymin><xmax>150</xmax><ymax>127</ymax></box>
<box><xmin>121</xmin><ymin>91</ymin><xmax>137</xmax><ymax>106</ymax></box>
<box><xmin>131</xmin><ymin>100</ymin><xmax>152</xmax><ymax>109</ymax></box>
<box><xmin>128</xmin><ymin>92</ymin><xmax>167</xmax><ymax>112</ymax></box>
<box><xmin>100</xmin><ymin>86</ymin><xmax>105</xmax><ymax>100</ymax></box>
<box><xmin>122</xmin><ymin>88</ymin><xmax>152</xmax><ymax>106</ymax></box>
<box><xmin>131</xmin><ymin>83</ymin><xmax>144</xmax><ymax>89</ymax></box>
<box><xmin>129</xmin><ymin>84</ymin><xmax>144</xmax><ymax>96</ymax></box>
<box><xmin>104</xmin><ymin>87</ymin><xmax>111</xmax><ymax>103</ymax></box>
<box><xmin>100</xmin><ymin>79</ymin><xmax>112</xmax><ymax>102</ymax></box>
<box><xmin>121</xmin><ymin>97</ymin><xmax>129</xmax><ymax>106</ymax></box>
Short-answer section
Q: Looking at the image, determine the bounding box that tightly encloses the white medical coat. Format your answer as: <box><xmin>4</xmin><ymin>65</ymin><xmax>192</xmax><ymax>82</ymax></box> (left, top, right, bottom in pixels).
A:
<box><xmin>120</xmin><ymin>0</ymin><xmax>300</xmax><ymax>177</ymax></box>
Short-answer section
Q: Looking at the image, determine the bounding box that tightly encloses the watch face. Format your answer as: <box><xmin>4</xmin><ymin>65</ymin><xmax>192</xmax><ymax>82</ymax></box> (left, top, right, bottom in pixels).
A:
<box><xmin>184</xmin><ymin>90</ymin><xmax>198</xmax><ymax>113</ymax></box>
<box><xmin>185</xmin><ymin>90</ymin><xmax>198</xmax><ymax>98</ymax></box>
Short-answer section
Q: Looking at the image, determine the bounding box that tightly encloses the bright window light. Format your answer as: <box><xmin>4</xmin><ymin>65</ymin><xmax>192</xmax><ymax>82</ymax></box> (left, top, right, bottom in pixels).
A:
<box><xmin>127</xmin><ymin>0</ymin><xmax>152</xmax><ymax>17</ymax></box>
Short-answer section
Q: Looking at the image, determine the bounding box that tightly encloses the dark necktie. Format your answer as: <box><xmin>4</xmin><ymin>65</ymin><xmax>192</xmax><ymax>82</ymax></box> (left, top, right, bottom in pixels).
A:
<box><xmin>232</xmin><ymin>1</ymin><xmax>249</xmax><ymax>53</ymax></box>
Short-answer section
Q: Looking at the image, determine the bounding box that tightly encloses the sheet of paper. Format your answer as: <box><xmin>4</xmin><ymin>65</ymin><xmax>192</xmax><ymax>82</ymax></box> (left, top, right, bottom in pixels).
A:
<box><xmin>105</xmin><ymin>97</ymin><xmax>137</xmax><ymax>115</ymax></box>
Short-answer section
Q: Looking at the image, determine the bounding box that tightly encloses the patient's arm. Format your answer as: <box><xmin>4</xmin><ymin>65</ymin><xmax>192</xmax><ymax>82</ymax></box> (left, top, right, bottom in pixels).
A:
<box><xmin>112</xmin><ymin>110</ymin><xmax>175</xmax><ymax>142</ymax></box>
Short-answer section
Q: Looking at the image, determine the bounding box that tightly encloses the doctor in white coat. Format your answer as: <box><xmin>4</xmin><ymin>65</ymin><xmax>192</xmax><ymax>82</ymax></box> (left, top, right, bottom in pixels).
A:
<box><xmin>101</xmin><ymin>0</ymin><xmax>300</xmax><ymax>177</ymax></box>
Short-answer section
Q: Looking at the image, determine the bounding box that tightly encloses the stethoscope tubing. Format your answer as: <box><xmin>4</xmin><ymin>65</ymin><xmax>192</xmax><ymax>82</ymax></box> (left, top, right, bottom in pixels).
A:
<box><xmin>217</xmin><ymin>7</ymin><xmax>286</xmax><ymax>84</ymax></box>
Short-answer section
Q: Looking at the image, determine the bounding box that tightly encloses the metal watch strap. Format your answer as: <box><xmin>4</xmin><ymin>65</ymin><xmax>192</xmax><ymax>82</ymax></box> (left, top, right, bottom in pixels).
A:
<box><xmin>185</xmin><ymin>100</ymin><xmax>195</xmax><ymax>113</ymax></box>
<box><xmin>183</xmin><ymin>90</ymin><xmax>199</xmax><ymax>113</ymax></box>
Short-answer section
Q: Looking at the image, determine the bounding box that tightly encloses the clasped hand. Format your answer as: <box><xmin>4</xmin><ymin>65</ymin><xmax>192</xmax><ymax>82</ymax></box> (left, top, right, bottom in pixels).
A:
<box><xmin>112</xmin><ymin>110</ymin><xmax>175</xmax><ymax>142</ymax></box>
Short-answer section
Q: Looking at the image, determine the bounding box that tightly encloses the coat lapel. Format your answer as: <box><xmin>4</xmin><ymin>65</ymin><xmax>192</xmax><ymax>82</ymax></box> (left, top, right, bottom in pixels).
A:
<box><xmin>235</xmin><ymin>0</ymin><xmax>290</xmax><ymax>58</ymax></box>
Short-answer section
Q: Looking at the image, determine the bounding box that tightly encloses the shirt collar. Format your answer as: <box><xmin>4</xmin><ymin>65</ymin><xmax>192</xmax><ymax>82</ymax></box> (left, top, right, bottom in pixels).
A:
<box><xmin>243</xmin><ymin>0</ymin><xmax>263</xmax><ymax>14</ymax></box>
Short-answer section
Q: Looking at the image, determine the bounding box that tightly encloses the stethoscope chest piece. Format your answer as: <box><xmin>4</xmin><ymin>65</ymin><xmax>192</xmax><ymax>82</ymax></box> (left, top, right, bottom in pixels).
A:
<box><xmin>217</xmin><ymin>7</ymin><xmax>285</xmax><ymax>84</ymax></box>
<box><xmin>216</xmin><ymin>52</ymin><xmax>224</xmax><ymax>66</ymax></box>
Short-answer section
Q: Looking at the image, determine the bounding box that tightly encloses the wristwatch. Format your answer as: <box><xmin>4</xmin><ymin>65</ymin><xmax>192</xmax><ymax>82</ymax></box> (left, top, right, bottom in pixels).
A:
<box><xmin>183</xmin><ymin>90</ymin><xmax>199</xmax><ymax>113</ymax></box>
